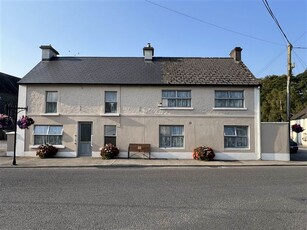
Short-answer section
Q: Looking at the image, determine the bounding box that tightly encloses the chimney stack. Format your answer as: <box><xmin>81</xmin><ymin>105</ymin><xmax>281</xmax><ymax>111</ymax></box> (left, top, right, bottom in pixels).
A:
<box><xmin>230</xmin><ymin>47</ymin><xmax>242</xmax><ymax>62</ymax></box>
<box><xmin>40</xmin><ymin>45</ymin><xmax>59</xmax><ymax>60</ymax></box>
<box><xmin>143</xmin><ymin>43</ymin><xmax>154</xmax><ymax>62</ymax></box>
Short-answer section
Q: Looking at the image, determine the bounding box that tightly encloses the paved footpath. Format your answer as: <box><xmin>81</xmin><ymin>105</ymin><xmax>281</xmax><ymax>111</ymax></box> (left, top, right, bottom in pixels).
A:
<box><xmin>1</xmin><ymin>140</ymin><xmax>307</xmax><ymax>168</ymax></box>
<box><xmin>1</xmin><ymin>156</ymin><xmax>307</xmax><ymax>168</ymax></box>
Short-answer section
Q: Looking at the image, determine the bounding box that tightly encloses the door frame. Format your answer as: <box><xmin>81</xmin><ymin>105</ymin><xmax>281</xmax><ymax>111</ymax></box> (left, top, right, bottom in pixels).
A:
<box><xmin>77</xmin><ymin>122</ymin><xmax>93</xmax><ymax>157</ymax></box>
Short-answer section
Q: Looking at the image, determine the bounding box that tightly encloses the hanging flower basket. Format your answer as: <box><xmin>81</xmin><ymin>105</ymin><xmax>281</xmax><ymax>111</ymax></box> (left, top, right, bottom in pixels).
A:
<box><xmin>292</xmin><ymin>124</ymin><xmax>304</xmax><ymax>133</ymax></box>
<box><xmin>0</xmin><ymin>114</ymin><xmax>13</xmax><ymax>129</ymax></box>
<box><xmin>100</xmin><ymin>143</ymin><xmax>119</xmax><ymax>159</ymax></box>
<box><xmin>193</xmin><ymin>145</ymin><xmax>215</xmax><ymax>161</ymax></box>
<box><xmin>17</xmin><ymin>115</ymin><xmax>35</xmax><ymax>129</ymax></box>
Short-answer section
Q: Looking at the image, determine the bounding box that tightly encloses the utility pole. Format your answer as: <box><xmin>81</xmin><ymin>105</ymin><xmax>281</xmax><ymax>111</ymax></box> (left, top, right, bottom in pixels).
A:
<box><xmin>287</xmin><ymin>43</ymin><xmax>294</xmax><ymax>155</ymax></box>
<box><xmin>286</xmin><ymin>43</ymin><xmax>293</xmax><ymax>122</ymax></box>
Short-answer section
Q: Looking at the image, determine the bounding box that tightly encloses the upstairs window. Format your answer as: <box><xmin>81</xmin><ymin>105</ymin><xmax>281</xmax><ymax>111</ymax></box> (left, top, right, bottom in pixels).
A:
<box><xmin>224</xmin><ymin>126</ymin><xmax>248</xmax><ymax>148</ymax></box>
<box><xmin>162</xmin><ymin>90</ymin><xmax>191</xmax><ymax>107</ymax></box>
<box><xmin>215</xmin><ymin>91</ymin><xmax>244</xmax><ymax>108</ymax></box>
<box><xmin>46</xmin><ymin>91</ymin><xmax>58</xmax><ymax>113</ymax></box>
<box><xmin>105</xmin><ymin>91</ymin><xmax>117</xmax><ymax>113</ymax></box>
<box><xmin>159</xmin><ymin>125</ymin><xmax>184</xmax><ymax>148</ymax></box>
<box><xmin>34</xmin><ymin>125</ymin><xmax>63</xmax><ymax>145</ymax></box>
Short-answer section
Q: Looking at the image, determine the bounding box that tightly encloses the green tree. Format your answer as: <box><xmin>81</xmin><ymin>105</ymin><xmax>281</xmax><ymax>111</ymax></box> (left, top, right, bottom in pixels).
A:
<box><xmin>260</xmin><ymin>71</ymin><xmax>307</xmax><ymax>122</ymax></box>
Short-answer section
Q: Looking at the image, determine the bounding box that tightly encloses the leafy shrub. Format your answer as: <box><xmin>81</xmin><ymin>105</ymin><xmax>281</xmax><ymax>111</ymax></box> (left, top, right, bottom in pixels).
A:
<box><xmin>100</xmin><ymin>143</ymin><xmax>119</xmax><ymax>159</ymax></box>
<box><xmin>36</xmin><ymin>144</ymin><xmax>58</xmax><ymax>158</ymax></box>
<box><xmin>193</xmin><ymin>146</ymin><xmax>215</xmax><ymax>161</ymax></box>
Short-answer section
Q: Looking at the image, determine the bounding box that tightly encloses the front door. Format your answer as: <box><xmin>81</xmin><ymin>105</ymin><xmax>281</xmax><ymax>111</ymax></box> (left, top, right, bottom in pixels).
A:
<box><xmin>78</xmin><ymin>122</ymin><xmax>92</xmax><ymax>156</ymax></box>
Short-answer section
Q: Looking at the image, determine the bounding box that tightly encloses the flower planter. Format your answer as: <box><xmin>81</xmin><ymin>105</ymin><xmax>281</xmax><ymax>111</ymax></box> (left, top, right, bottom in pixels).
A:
<box><xmin>36</xmin><ymin>144</ymin><xmax>58</xmax><ymax>158</ymax></box>
<box><xmin>193</xmin><ymin>146</ymin><xmax>215</xmax><ymax>161</ymax></box>
<box><xmin>100</xmin><ymin>143</ymin><xmax>119</xmax><ymax>159</ymax></box>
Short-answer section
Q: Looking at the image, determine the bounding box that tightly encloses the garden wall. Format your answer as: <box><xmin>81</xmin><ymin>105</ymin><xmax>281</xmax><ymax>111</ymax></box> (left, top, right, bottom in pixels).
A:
<box><xmin>261</xmin><ymin>122</ymin><xmax>290</xmax><ymax>161</ymax></box>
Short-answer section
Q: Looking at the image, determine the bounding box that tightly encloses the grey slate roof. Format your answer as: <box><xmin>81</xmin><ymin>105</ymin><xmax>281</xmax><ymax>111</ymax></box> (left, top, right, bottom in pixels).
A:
<box><xmin>19</xmin><ymin>56</ymin><xmax>260</xmax><ymax>86</ymax></box>
<box><xmin>291</xmin><ymin>107</ymin><xmax>307</xmax><ymax>120</ymax></box>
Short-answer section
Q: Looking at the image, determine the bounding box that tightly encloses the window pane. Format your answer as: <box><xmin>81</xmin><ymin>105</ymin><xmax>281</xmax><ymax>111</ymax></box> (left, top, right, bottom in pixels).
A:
<box><xmin>80</xmin><ymin>124</ymin><xmax>91</xmax><ymax>141</ymax></box>
<box><xmin>177</xmin><ymin>99</ymin><xmax>191</xmax><ymax>107</ymax></box>
<box><xmin>237</xmin><ymin>127</ymin><xmax>247</xmax><ymax>136</ymax></box>
<box><xmin>215</xmin><ymin>91</ymin><xmax>228</xmax><ymax>99</ymax></box>
<box><xmin>104</xmin><ymin>136</ymin><xmax>116</xmax><ymax>146</ymax></box>
<box><xmin>48</xmin><ymin>126</ymin><xmax>63</xmax><ymax>135</ymax></box>
<box><xmin>172</xmin><ymin>136</ymin><xmax>184</xmax><ymax>147</ymax></box>
<box><xmin>34</xmin><ymin>126</ymin><xmax>48</xmax><ymax>135</ymax></box>
<box><xmin>162</xmin><ymin>90</ymin><xmax>176</xmax><ymax>98</ymax></box>
<box><xmin>224</xmin><ymin>127</ymin><xmax>235</xmax><ymax>136</ymax></box>
<box><xmin>224</xmin><ymin>137</ymin><xmax>236</xmax><ymax>148</ymax></box>
<box><xmin>160</xmin><ymin>126</ymin><xmax>170</xmax><ymax>136</ymax></box>
<box><xmin>46</xmin><ymin>92</ymin><xmax>58</xmax><ymax>102</ymax></box>
<box><xmin>177</xmin><ymin>91</ymin><xmax>191</xmax><ymax>98</ymax></box>
<box><xmin>236</xmin><ymin>137</ymin><xmax>248</xmax><ymax>147</ymax></box>
<box><xmin>105</xmin><ymin>125</ymin><xmax>116</xmax><ymax>136</ymax></box>
<box><xmin>229</xmin><ymin>91</ymin><xmax>243</xmax><ymax>99</ymax></box>
<box><xmin>171</xmin><ymin>126</ymin><xmax>184</xmax><ymax>135</ymax></box>
<box><xmin>105</xmin><ymin>102</ymin><xmax>117</xmax><ymax>113</ymax></box>
<box><xmin>215</xmin><ymin>99</ymin><xmax>226</xmax><ymax>107</ymax></box>
<box><xmin>34</xmin><ymin>136</ymin><xmax>45</xmax><ymax>145</ymax></box>
<box><xmin>167</xmin><ymin>99</ymin><xmax>176</xmax><ymax>107</ymax></box>
<box><xmin>46</xmin><ymin>102</ymin><xmax>57</xmax><ymax>113</ymax></box>
<box><xmin>48</xmin><ymin>135</ymin><xmax>61</xmax><ymax>145</ymax></box>
<box><xmin>160</xmin><ymin>136</ymin><xmax>171</xmax><ymax>148</ymax></box>
<box><xmin>105</xmin><ymin>92</ymin><xmax>117</xmax><ymax>102</ymax></box>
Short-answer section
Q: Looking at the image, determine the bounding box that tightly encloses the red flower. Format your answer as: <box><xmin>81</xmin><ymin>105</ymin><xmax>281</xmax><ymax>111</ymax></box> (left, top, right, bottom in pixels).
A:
<box><xmin>292</xmin><ymin>124</ymin><xmax>304</xmax><ymax>133</ymax></box>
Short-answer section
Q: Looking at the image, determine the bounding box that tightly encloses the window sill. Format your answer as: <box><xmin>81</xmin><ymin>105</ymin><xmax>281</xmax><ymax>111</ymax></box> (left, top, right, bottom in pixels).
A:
<box><xmin>30</xmin><ymin>145</ymin><xmax>65</xmax><ymax>149</ymax></box>
<box><xmin>40</xmin><ymin>113</ymin><xmax>60</xmax><ymax>116</ymax></box>
<box><xmin>159</xmin><ymin>107</ymin><xmax>194</xmax><ymax>110</ymax></box>
<box><xmin>100</xmin><ymin>113</ymin><xmax>120</xmax><ymax>117</ymax></box>
<box><xmin>213</xmin><ymin>108</ymin><xmax>247</xmax><ymax>111</ymax></box>
<box><xmin>159</xmin><ymin>147</ymin><xmax>185</xmax><ymax>149</ymax></box>
<box><xmin>224</xmin><ymin>147</ymin><xmax>250</xmax><ymax>151</ymax></box>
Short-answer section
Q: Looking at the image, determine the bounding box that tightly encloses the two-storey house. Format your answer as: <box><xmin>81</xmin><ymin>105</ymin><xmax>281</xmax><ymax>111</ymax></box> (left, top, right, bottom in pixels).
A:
<box><xmin>16</xmin><ymin>44</ymin><xmax>261</xmax><ymax>160</ymax></box>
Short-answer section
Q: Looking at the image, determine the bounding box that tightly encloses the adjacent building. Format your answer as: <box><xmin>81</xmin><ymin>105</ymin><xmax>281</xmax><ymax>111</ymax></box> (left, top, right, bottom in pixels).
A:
<box><xmin>0</xmin><ymin>72</ymin><xmax>19</xmax><ymax>139</ymax></box>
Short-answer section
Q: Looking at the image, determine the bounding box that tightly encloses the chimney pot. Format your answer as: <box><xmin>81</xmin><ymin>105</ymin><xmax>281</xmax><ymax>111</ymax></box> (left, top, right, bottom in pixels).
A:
<box><xmin>40</xmin><ymin>44</ymin><xmax>59</xmax><ymax>60</ymax></box>
<box><xmin>230</xmin><ymin>47</ymin><xmax>242</xmax><ymax>62</ymax></box>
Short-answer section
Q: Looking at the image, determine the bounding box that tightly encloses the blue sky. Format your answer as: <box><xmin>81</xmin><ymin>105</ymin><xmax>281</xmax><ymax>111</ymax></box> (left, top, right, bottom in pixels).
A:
<box><xmin>0</xmin><ymin>0</ymin><xmax>306</xmax><ymax>79</ymax></box>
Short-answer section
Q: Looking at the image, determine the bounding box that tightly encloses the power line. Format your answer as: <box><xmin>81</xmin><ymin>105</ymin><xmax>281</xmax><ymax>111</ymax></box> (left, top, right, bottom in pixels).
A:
<box><xmin>294</xmin><ymin>47</ymin><xmax>307</xmax><ymax>50</ymax></box>
<box><xmin>256</xmin><ymin>48</ymin><xmax>286</xmax><ymax>77</ymax></box>
<box><xmin>261</xmin><ymin>0</ymin><xmax>291</xmax><ymax>45</ymax></box>
<box><xmin>293</xmin><ymin>50</ymin><xmax>307</xmax><ymax>72</ymax></box>
<box><xmin>145</xmin><ymin>0</ymin><xmax>284</xmax><ymax>46</ymax></box>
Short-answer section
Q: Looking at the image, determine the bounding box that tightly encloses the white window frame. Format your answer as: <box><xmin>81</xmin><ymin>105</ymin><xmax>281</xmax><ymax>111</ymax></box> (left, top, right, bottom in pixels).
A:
<box><xmin>45</xmin><ymin>91</ymin><xmax>58</xmax><ymax>113</ymax></box>
<box><xmin>159</xmin><ymin>125</ymin><xmax>184</xmax><ymax>148</ymax></box>
<box><xmin>104</xmin><ymin>125</ymin><xmax>116</xmax><ymax>146</ymax></box>
<box><xmin>215</xmin><ymin>90</ymin><xmax>244</xmax><ymax>108</ymax></box>
<box><xmin>224</xmin><ymin>126</ymin><xmax>249</xmax><ymax>149</ymax></box>
<box><xmin>161</xmin><ymin>90</ymin><xmax>191</xmax><ymax>108</ymax></box>
<box><xmin>105</xmin><ymin>91</ymin><xmax>117</xmax><ymax>114</ymax></box>
<box><xmin>33</xmin><ymin>125</ymin><xmax>64</xmax><ymax>145</ymax></box>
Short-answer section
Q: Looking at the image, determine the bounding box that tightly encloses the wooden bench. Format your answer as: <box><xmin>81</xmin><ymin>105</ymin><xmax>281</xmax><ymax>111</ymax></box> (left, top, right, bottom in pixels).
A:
<box><xmin>128</xmin><ymin>144</ymin><xmax>151</xmax><ymax>159</ymax></box>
